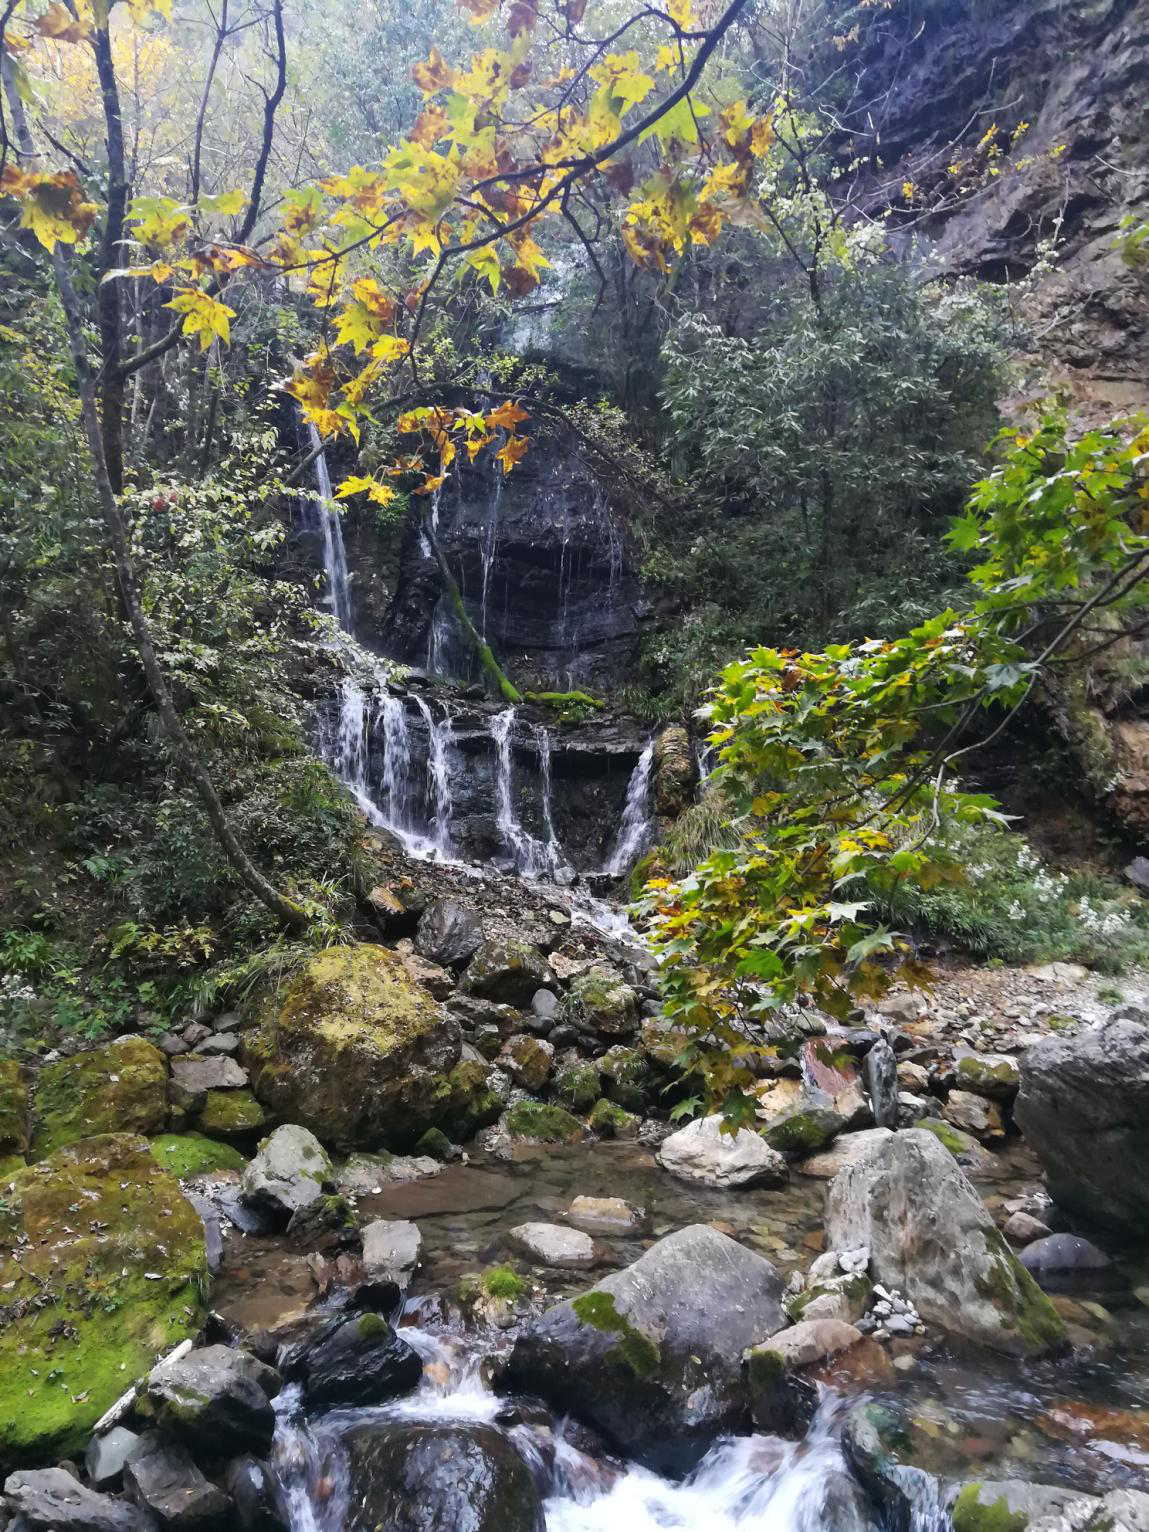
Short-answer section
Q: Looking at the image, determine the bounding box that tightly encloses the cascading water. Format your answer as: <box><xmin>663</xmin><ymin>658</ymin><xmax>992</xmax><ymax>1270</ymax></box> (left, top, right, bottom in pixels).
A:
<box><xmin>300</xmin><ymin>421</ymin><xmax>354</xmax><ymax>633</ymax></box>
<box><xmin>606</xmin><ymin>740</ymin><xmax>655</xmax><ymax>875</ymax></box>
<box><xmin>492</xmin><ymin>706</ymin><xmax>553</xmax><ymax>877</ymax></box>
<box><xmin>414</xmin><ymin>695</ymin><xmax>455</xmax><ymax>858</ymax></box>
<box><xmin>479</xmin><ymin>446</ymin><xmax>503</xmax><ymax>640</ymax></box>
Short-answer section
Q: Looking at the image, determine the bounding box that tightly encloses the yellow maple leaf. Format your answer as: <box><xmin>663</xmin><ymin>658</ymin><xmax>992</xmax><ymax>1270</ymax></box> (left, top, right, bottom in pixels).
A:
<box><xmin>163</xmin><ymin>288</ymin><xmax>236</xmax><ymax>350</ymax></box>
<box><xmin>35</xmin><ymin>2</ymin><xmax>92</xmax><ymax>43</ymax></box>
<box><xmin>336</xmin><ymin>474</ymin><xmax>399</xmax><ymax>506</ymax></box>
<box><xmin>125</xmin><ymin>0</ymin><xmax>173</xmax><ymax>21</ymax></box>
<box><xmin>412</xmin><ymin>46</ymin><xmax>455</xmax><ymax>95</ymax></box>
<box><xmin>5</xmin><ymin>168</ymin><xmax>99</xmax><ymax>252</ymax></box>
<box><xmin>371</xmin><ymin>334</ymin><xmax>411</xmax><ymax>363</ymax></box>
<box><xmin>495</xmin><ymin>433</ymin><xmax>529</xmax><ymax>473</ymax></box>
<box><xmin>486</xmin><ymin>399</ymin><xmax>530</xmax><ymax>430</ymax></box>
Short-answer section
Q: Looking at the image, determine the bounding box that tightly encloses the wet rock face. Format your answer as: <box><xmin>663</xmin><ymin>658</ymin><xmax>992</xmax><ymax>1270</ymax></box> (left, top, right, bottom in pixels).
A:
<box><xmin>243</xmin><ymin>944</ymin><xmax>460</xmax><ymax>1150</ymax></box>
<box><xmin>2</xmin><ymin>1466</ymin><xmax>145</xmax><ymax>1531</ymax></box>
<box><xmin>279</xmin><ymin>1311</ymin><xmax>422</xmax><ymax>1409</ymax></box>
<box><xmin>1015</xmin><ymin>1017</ymin><xmax>1149</xmax><ymax>1232</ymax></box>
<box><xmin>382</xmin><ymin>430</ymin><xmax>642</xmax><ymax>692</ymax></box>
<box><xmin>504</xmin><ymin>1223</ymin><xmax>788</xmax><ymax>1473</ymax></box>
<box><xmin>345</xmin><ymin>1421</ymin><xmax>546</xmax><ymax>1532</ymax></box>
<box><xmin>0</xmin><ymin>1133</ymin><xmax>209</xmax><ymax>1469</ymax></box>
<box><xmin>826</xmin><ymin>1129</ymin><xmax>1065</xmax><ymax>1357</ymax></box>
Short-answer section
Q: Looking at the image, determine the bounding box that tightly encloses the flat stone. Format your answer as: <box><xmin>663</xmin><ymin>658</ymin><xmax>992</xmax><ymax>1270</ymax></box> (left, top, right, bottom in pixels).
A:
<box><xmin>171</xmin><ymin>1054</ymin><xmax>248</xmax><ymax>1092</ymax></box>
<box><xmin>336</xmin><ymin>1153</ymin><xmax>442</xmax><ymax>1194</ymax></box>
<box><xmin>567</xmin><ymin>1195</ymin><xmax>649</xmax><ymax>1236</ymax></box>
<box><xmin>196</xmin><ymin>1032</ymin><xmax>241</xmax><ymax>1056</ymax></box>
<box><xmin>507</xmin><ymin>1220</ymin><xmax>598</xmax><ymax>1269</ymax></box>
<box><xmin>799</xmin><ymin>1128</ymin><xmax>894</xmax><ymax>1178</ymax></box>
<box><xmin>657</xmin><ymin>1114</ymin><xmax>788</xmax><ymax>1189</ymax></box>
<box><xmin>362</xmin><ymin>1218</ymin><xmax>423</xmax><ymax>1287</ymax></box>
<box><xmin>1004</xmin><ymin>1211</ymin><xmax>1053</xmax><ymax>1245</ymax></box>
<box><xmin>753</xmin><ymin>1318</ymin><xmax>863</xmax><ymax>1369</ymax></box>
<box><xmin>3</xmin><ymin>1466</ymin><xmax>143</xmax><ymax>1531</ymax></box>
<box><xmin>123</xmin><ymin>1432</ymin><xmax>231</xmax><ymax>1527</ymax></box>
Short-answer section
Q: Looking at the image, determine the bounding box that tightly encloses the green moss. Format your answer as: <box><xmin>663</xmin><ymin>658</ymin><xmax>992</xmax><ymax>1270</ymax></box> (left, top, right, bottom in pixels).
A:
<box><xmin>148</xmin><ymin>1132</ymin><xmax>245</xmax><ymax>1179</ymax></box>
<box><xmin>572</xmin><ymin>1289</ymin><xmax>660</xmax><ymax>1380</ymax></box>
<box><xmin>525</xmin><ymin>689</ymin><xmax>605</xmax><ymax>710</ymax></box>
<box><xmin>554</xmin><ymin>1061</ymin><xmax>601</xmax><ymax>1112</ymax></box>
<box><xmin>764</xmin><ymin>1111</ymin><xmax>830</xmax><ymax>1154</ymax></box>
<box><xmin>196</xmin><ymin>1088</ymin><xmax>266</xmax><ymax>1137</ymax></box>
<box><xmin>415</xmin><ymin>1126</ymin><xmax>453</xmax><ymax>1161</ymax></box>
<box><xmin>0</xmin><ymin>1059</ymin><xmax>29</xmax><ymax>1154</ymax></box>
<box><xmin>481</xmin><ymin>1264</ymin><xmax>528</xmax><ymax>1300</ymax></box>
<box><xmin>976</xmin><ymin>1227</ymin><xmax>1065</xmax><ymax>1357</ymax></box>
<box><xmin>747</xmin><ymin>1346</ymin><xmax>786</xmax><ymax>1391</ymax></box>
<box><xmin>600</xmin><ymin>1046</ymin><xmax>650</xmax><ymax>1112</ymax></box>
<box><xmin>0</xmin><ymin>1134</ymin><xmax>209</xmax><ymax>1468</ymax></box>
<box><xmin>436</xmin><ymin>1060</ymin><xmax>501</xmax><ymax>1143</ymax></box>
<box><xmin>588</xmin><ymin>1098</ymin><xmax>638</xmax><ymax>1137</ymax></box>
<box><xmin>505</xmin><ymin>1101</ymin><xmax>582</xmax><ymax>1143</ymax></box>
<box><xmin>30</xmin><ymin>1037</ymin><xmax>168</xmax><ymax>1160</ymax></box>
<box><xmin>914</xmin><ymin>1117</ymin><xmax>977</xmax><ymax>1157</ymax></box>
<box><xmin>952</xmin><ymin>1485</ymin><xmax>1029</xmax><ymax>1532</ymax></box>
<box><xmin>356</xmin><ymin>1312</ymin><xmax>390</xmax><ymax>1340</ymax></box>
<box><xmin>956</xmin><ymin>1056</ymin><xmax>1018</xmax><ymax>1090</ymax></box>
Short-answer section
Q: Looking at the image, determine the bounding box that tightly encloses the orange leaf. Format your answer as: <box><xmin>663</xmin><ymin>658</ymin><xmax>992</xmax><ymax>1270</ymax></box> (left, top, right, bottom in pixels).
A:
<box><xmin>495</xmin><ymin>434</ymin><xmax>529</xmax><ymax>473</ymax></box>
<box><xmin>486</xmin><ymin>399</ymin><xmax>530</xmax><ymax>430</ymax></box>
<box><xmin>412</xmin><ymin>47</ymin><xmax>455</xmax><ymax>95</ymax></box>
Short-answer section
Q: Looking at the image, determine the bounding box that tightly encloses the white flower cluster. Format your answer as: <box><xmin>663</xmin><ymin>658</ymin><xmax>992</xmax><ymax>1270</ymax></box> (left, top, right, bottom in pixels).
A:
<box><xmin>1078</xmin><ymin>897</ymin><xmax>1129</xmax><ymax>939</ymax></box>
<box><xmin>0</xmin><ymin>974</ymin><xmax>36</xmax><ymax>1003</ymax></box>
<box><xmin>1006</xmin><ymin>900</ymin><xmax>1026</xmax><ymax>922</ymax></box>
<box><xmin>1031</xmin><ymin>867</ymin><xmax>1069</xmax><ymax>904</ymax></box>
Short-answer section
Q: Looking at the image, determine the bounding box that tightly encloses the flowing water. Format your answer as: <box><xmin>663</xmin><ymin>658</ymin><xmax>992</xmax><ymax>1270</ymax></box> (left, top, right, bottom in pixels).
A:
<box><xmin>606</xmin><ymin>741</ymin><xmax>654</xmax><ymax>875</ymax></box>
<box><xmin>301</xmin><ymin>421</ymin><xmax>354</xmax><ymax>633</ymax></box>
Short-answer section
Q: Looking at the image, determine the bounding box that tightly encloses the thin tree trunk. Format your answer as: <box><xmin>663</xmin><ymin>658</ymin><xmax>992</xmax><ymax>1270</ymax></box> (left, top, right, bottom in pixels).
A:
<box><xmin>91</xmin><ymin>25</ymin><xmax>129</xmax><ymax>493</ymax></box>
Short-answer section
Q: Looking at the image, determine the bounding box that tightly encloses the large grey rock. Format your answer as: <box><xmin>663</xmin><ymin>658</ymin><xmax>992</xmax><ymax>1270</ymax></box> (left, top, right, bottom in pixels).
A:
<box><xmin>826</xmin><ymin>1129</ymin><xmax>1065</xmax><ymax>1356</ymax></box>
<box><xmin>416</xmin><ymin>899</ymin><xmax>484</xmax><ymax>970</ymax></box>
<box><xmin>3</xmin><ymin>1467</ymin><xmax>144</xmax><ymax>1531</ymax></box>
<box><xmin>362</xmin><ymin>1218</ymin><xmax>422</xmax><ymax>1287</ymax></box>
<box><xmin>240</xmin><ymin>1124</ymin><xmax>332</xmax><ymax>1219</ymax></box>
<box><xmin>507</xmin><ymin>1221</ymin><xmax>598</xmax><ymax>1269</ymax></box>
<box><xmin>561</xmin><ymin>966</ymin><xmax>640</xmax><ymax>1038</ymax></box>
<box><xmin>863</xmin><ymin>1040</ymin><xmax>899</xmax><ymax>1129</ymax></box>
<box><xmin>461</xmin><ymin>939</ymin><xmax>555</xmax><ymax>1005</ymax></box>
<box><xmin>656</xmin><ymin>1114</ymin><xmax>788</xmax><ymax>1189</ymax></box>
<box><xmin>504</xmin><ymin>1224</ymin><xmax>788</xmax><ymax>1472</ymax></box>
<box><xmin>336</xmin><ymin>1152</ymin><xmax>441</xmax><ymax>1194</ymax></box>
<box><xmin>123</xmin><ymin>1431</ymin><xmax>231</xmax><ymax>1527</ymax></box>
<box><xmin>798</xmin><ymin>1127</ymin><xmax>894</xmax><ymax>1178</ymax></box>
<box><xmin>1019</xmin><ymin>1232</ymin><xmax>1120</xmax><ymax>1295</ymax></box>
<box><xmin>1015</xmin><ymin>1019</ymin><xmax>1149</xmax><ymax>1231</ymax></box>
<box><xmin>345</xmin><ymin>1421</ymin><xmax>544</xmax><ymax>1532</ymax></box>
<box><xmin>145</xmin><ymin>1345</ymin><xmax>279</xmax><ymax>1455</ymax></box>
<box><xmin>170</xmin><ymin>1054</ymin><xmax>248</xmax><ymax>1093</ymax></box>
<box><xmin>759</xmin><ymin>1087</ymin><xmax>845</xmax><ymax>1155</ymax></box>
<box><xmin>86</xmin><ymin>1427</ymin><xmax>141</xmax><ymax>1491</ymax></box>
<box><xmin>953</xmin><ymin>1050</ymin><xmax>1020</xmax><ymax>1099</ymax></box>
<box><xmin>952</xmin><ymin>1480</ymin><xmax>1095</xmax><ymax>1532</ymax></box>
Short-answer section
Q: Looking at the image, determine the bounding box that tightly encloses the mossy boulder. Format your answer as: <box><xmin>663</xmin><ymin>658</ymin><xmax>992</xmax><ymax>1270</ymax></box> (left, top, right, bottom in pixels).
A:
<box><xmin>30</xmin><ymin>1037</ymin><xmax>168</xmax><ymax>1160</ymax></box>
<box><xmin>435</xmin><ymin>1060</ymin><xmax>502</xmax><ymax>1143</ymax></box>
<box><xmin>653</xmin><ymin>724</ymin><xmax>694</xmax><ymax>818</ymax></box>
<box><xmin>196</xmin><ymin>1087</ymin><xmax>267</xmax><ymax>1137</ymax></box>
<box><xmin>588</xmin><ymin>1099</ymin><xmax>640</xmax><ymax>1139</ymax></box>
<box><xmin>0</xmin><ymin>1057</ymin><xmax>29</xmax><ymax>1154</ymax></box>
<box><xmin>0</xmin><ymin>1133</ymin><xmax>209</xmax><ymax>1468</ymax></box>
<box><xmin>600</xmin><ymin>1045</ymin><xmax>651</xmax><ymax>1112</ymax></box>
<box><xmin>561</xmin><ymin>966</ymin><xmax>639</xmax><ymax>1038</ymax></box>
<box><xmin>148</xmin><ymin>1132</ymin><xmax>246</xmax><ymax>1179</ymax></box>
<box><xmin>244</xmin><ymin>944</ymin><xmax>460</xmax><ymax>1150</ymax></box>
<box><xmin>504</xmin><ymin>1101</ymin><xmax>584</xmax><ymax>1144</ymax></box>
<box><xmin>498</xmin><ymin>1035</ymin><xmax>553</xmax><ymax>1093</ymax></box>
<box><xmin>553</xmin><ymin>1059</ymin><xmax>601</xmax><ymax>1112</ymax></box>
<box><xmin>461</xmin><ymin>939</ymin><xmax>555</xmax><ymax>1006</ymax></box>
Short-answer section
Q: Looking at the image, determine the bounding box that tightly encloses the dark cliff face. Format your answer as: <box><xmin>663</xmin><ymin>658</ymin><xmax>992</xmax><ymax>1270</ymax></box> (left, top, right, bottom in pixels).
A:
<box><xmin>824</xmin><ymin>0</ymin><xmax>1149</xmax><ymax>414</ymax></box>
<box><xmin>381</xmin><ymin>428</ymin><xmax>644</xmax><ymax>692</ymax></box>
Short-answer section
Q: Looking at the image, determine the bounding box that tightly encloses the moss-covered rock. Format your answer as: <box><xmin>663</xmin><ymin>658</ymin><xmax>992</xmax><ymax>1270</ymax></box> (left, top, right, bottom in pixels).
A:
<box><xmin>0</xmin><ymin>1133</ymin><xmax>209</xmax><ymax>1468</ymax></box>
<box><xmin>504</xmin><ymin>1101</ymin><xmax>584</xmax><ymax>1144</ymax></box>
<box><xmin>600</xmin><ymin>1045</ymin><xmax>651</xmax><ymax>1112</ymax></box>
<box><xmin>653</xmin><ymin>724</ymin><xmax>694</xmax><ymax>818</ymax></box>
<box><xmin>244</xmin><ymin>944</ymin><xmax>459</xmax><ymax>1150</ymax></box>
<box><xmin>588</xmin><ymin>1098</ymin><xmax>640</xmax><ymax>1139</ymax></box>
<box><xmin>435</xmin><ymin>1060</ymin><xmax>501</xmax><ymax>1143</ymax></box>
<box><xmin>195</xmin><ymin>1088</ymin><xmax>266</xmax><ymax>1137</ymax></box>
<box><xmin>554</xmin><ymin>1059</ymin><xmax>601</xmax><ymax>1112</ymax></box>
<box><xmin>415</xmin><ymin>1126</ymin><xmax>454</xmax><ymax>1161</ymax></box>
<box><xmin>562</xmin><ymin>966</ymin><xmax>639</xmax><ymax>1038</ymax></box>
<box><xmin>460</xmin><ymin>939</ymin><xmax>555</xmax><ymax>1006</ymax></box>
<box><xmin>30</xmin><ymin>1037</ymin><xmax>168</xmax><ymax>1160</ymax></box>
<box><xmin>498</xmin><ymin>1035</ymin><xmax>553</xmax><ymax>1093</ymax></box>
<box><xmin>0</xmin><ymin>1058</ymin><xmax>29</xmax><ymax>1154</ymax></box>
<box><xmin>148</xmin><ymin>1132</ymin><xmax>245</xmax><ymax>1179</ymax></box>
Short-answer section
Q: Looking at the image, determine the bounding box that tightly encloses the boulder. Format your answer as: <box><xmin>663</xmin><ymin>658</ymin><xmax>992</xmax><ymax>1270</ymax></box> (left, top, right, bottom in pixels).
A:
<box><xmin>599</xmin><ymin>1044</ymin><xmax>651</xmax><ymax>1112</ymax></box>
<box><xmin>759</xmin><ymin>1087</ymin><xmax>845</xmax><ymax>1155</ymax></box>
<box><xmin>0</xmin><ymin>1057</ymin><xmax>29</xmax><ymax>1154</ymax></box>
<box><xmin>244</xmin><ymin>944</ymin><xmax>459</xmax><ymax>1149</ymax></box>
<box><xmin>0</xmin><ymin>1135</ymin><xmax>208</xmax><ymax>1468</ymax></box>
<box><xmin>497</xmin><ymin>1035</ymin><xmax>553</xmax><ymax>1092</ymax></box>
<box><xmin>843</xmin><ymin>1402</ymin><xmax>940</xmax><ymax>1530</ymax></box>
<box><xmin>798</xmin><ymin>1127</ymin><xmax>894</xmax><ymax>1179</ymax></box>
<box><xmin>144</xmin><ymin>1346</ymin><xmax>279</xmax><ymax>1455</ymax></box>
<box><xmin>567</xmin><ymin>1196</ymin><xmax>648</xmax><ymax>1236</ymax></box>
<box><xmin>461</xmin><ymin>939</ymin><xmax>555</xmax><ymax>1005</ymax></box>
<box><xmin>1015</xmin><ymin>1019</ymin><xmax>1149</xmax><ymax>1231</ymax></box>
<box><xmin>653</xmin><ymin>724</ymin><xmax>694</xmax><ymax>818</ymax></box>
<box><xmin>240</xmin><ymin>1124</ymin><xmax>332</xmax><ymax>1220</ymax></box>
<box><xmin>336</xmin><ymin>1152</ymin><xmax>441</xmax><ymax>1194</ymax></box>
<box><xmin>225</xmin><ymin>1455</ymin><xmax>289</xmax><ymax>1532</ymax></box>
<box><xmin>416</xmin><ymin>900</ymin><xmax>484</xmax><ymax>970</ymax></box>
<box><xmin>531</xmin><ymin>988</ymin><xmax>559</xmax><ymax>1021</ymax></box>
<box><xmin>2</xmin><ymin>1466</ymin><xmax>144</xmax><ymax>1531</ymax></box>
<box><xmin>944</xmin><ymin>1089</ymin><xmax>1005</xmax><ymax>1141</ymax></box>
<box><xmin>344</xmin><ymin>1421</ymin><xmax>544</xmax><ymax>1532</ymax></box>
<box><xmin>862</xmin><ymin>1040</ymin><xmax>899</xmax><ymax>1129</ymax></box>
<box><xmin>750</xmin><ymin>1318</ymin><xmax>863</xmax><ymax>1370</ymax></box>
<box><xmin>196</xmin><ymin>1088</ymin><xmax>266</xmax><ymax>1137</ymax></box>
<box><xmin>30</xmin><ymin>1037</ymin><xmax>167</xmax><ymax>1159</ymax></box>
<box><xmin>170</xmin><ymin>1053</ymin><xmax>249</xmax><ymax>1094</ymax></box>
<box><xmin>1004</xmin><ymin>1211</ymin><xmax>1052</xmax><ymax>1245</ymax></box>
<box><xmin>123</xmin><ymin>1431</ymin><xmax>231</xmax><ymax>1527</ymax></box>
<box><xmin>504</xmin><ymin>1101</ymin><xmax>584</xmax><ymax>1143</ymax></box>
<box><xmin>504</xmin><ymin>1224</ymin><xmax>787</xmax><ymax>1472</ymax></box>
<box><xmin>954</xmin><ymin>1050</ymin><xmax>1021</xmax><ymax>1099</ymax></box>
<box><xmin>362</xmin><ymin>1218</ymin><xmax>422</xmax><ymax>1287</ymax></box>
<box><xmin>656</xmin><ymin>1114</ymin><xmax>788</xmax><ymax>1189</ymax></box>
<box><xmin>1019</xmin><ymin>1232</ymin><xmax>1118</xmax><ymax>1294</ymax></box>
<box><xmin>588</xmin><ymin>1098</ymin><xmax>640</xmax><ymax>1139</ymax></box>
<box><xmin>553</xmin><ymin>1059</ymin><xmax>601</xmax><ymax>1112</ymax></box>
<box><xmin>279</xmin><ymin>1311</ymin><xmax>422</xmax><ymax>1408</ymax></box>
<box><xmin>560</xmin><ymin>966</ymin><xmax>639</xmax><ymax>1038</ymax></box>
<box><xmin>913</xmin><ymin>1116</ymin><xmax>998</xmax><ymax>1175</ymax></box>
<box><xmin>951</xmin><ymin>1480</ymin><xmax>1100</xmax><ymax>1532</ymax></box>
<box><xmin>435</xmin><ymin>1060</ymin><xmax>502</xmax><ymax>1143</ymax></box>
<box><xmin>507</xmin><ymin>1221</ymin><xmax>598</xmax><ymax>1269</ymax></box>
<box><xmin>826</xmin><ymin>1129</ymin><xmax>1064</xmax><ymax>1357</ymax></box>
<box><xmin>86</xmin><ymin>1427</ymin><xmax>141</xmax><ymax>1491</ymax></box>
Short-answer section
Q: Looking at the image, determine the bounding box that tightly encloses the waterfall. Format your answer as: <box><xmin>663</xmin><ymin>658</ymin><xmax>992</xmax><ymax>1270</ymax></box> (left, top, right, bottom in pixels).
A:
<box><xmin>536</xmin><ymin>723</ymin><xmax>571</xmax><ymax>881</ymax></box>
<box><xmin>320</xmin><ymin>678</ymin><xmax>386</xmax><ymax>829</ymax></box>
<box><xmin>300</xmin><ymin>421</ymin><xmax>354</xmax><ymax>633</ymax></box>
<box><xmin>492</xmin><ymin>707</ymin><xmax>570</xmax><ymax>878</ymax></box>
<box><xmin>479</xmin><ymin>450</ymin><xmax>503</xmax><ymax>639</ymax></box>
<box><xmin>380</xmin><ymin>695</ymin><xmax>417</xmax><ymax>834</ymax></box>
<box><xmin>606</xmin><ymin>741</ymin><xmax>654</xmax><ymax>876</ymax></box>
<box><xmin>414</xmin><ymin>695</ymin><xmax>455</xmax><ymax>858</ymax></box>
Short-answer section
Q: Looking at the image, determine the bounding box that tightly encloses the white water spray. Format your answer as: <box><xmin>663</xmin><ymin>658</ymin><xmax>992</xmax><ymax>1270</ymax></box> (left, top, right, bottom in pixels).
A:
<box><xmin>606</xmin><ymin>740</ymin><xmax>654</xmax><ymax>875</ymax></box>
<box><xmin>301</xmin><ymin>422</ymin><xmax>354</xmax><ymax>633</ymax></box>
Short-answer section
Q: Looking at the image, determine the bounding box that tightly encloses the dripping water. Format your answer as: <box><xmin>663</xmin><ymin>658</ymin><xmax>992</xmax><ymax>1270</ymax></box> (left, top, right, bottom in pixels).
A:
<box><xmin>300</xmin><ymin>421</ymin><xmax>354</xmax><ymax>633</ymax></box>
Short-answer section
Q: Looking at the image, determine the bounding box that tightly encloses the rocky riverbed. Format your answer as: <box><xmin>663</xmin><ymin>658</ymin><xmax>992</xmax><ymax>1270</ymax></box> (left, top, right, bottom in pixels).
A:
<box><xmin>3</xmin><ymin>869</ymin><xmax>1149</xmax><ymax>1531</ymax></box>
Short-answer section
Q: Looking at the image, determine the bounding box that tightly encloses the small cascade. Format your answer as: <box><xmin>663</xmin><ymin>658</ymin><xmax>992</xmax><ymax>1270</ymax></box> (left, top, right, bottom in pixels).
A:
<box><xmin>380</xmin><ymin>694</ymin><xmax>417</xmax><ymax>833</ymax></box>
<box><xmin>536</xmin><ymin>722</ymin><xmax>572</xmax><ymax>880</ymax></box>
<box><xmin>492</xmin><ymin>706</ymin><xmax>569</xmax><ymax>878</ymax></box>
<box><xmin>606</xmin><ymin>740</ymin><xmax>655</xmax><ymax>876</ymax></box>
<box><xmin>319</xmin><ymin>678</ymin><xmax>383</xmax><ymax>828</ymax></box>
<box><xmin>414</xmin><ymin>695</ymin><xmax>456</xmax><ymax>858</ymax></box>
<box><xmin>300</xmin><ymin>421</ymin><xmax>354</xmax><ymax>633</ymax></box>
<box><xmin>479</xmin><ymin>449</ymin><xmax>503</xmax><ymax>639</ymax></box>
